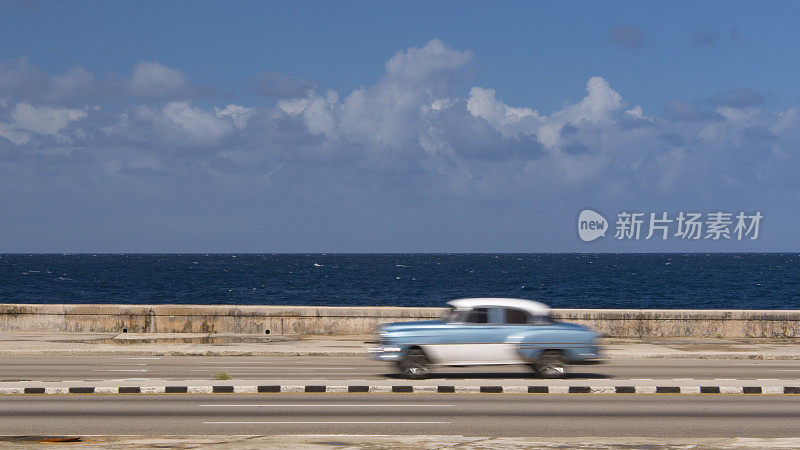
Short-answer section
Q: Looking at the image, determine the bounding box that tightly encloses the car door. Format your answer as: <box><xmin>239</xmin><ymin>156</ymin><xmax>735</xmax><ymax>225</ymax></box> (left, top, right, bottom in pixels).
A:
<box><xmin>423</xmin><ymin>307</ymin><xmax>520</xmax><ymax>365</ymax></box>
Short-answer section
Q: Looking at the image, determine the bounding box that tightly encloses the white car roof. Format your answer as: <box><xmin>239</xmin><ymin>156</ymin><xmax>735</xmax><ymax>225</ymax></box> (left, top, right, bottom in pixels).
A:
<box><xmin>446</xmin><ymin>298</ymin><xmax>551</xmax><ymax>316</ymax></box>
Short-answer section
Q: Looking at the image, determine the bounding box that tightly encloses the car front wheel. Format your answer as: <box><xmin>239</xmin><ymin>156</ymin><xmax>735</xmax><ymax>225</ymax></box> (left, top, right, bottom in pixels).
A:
<box><xmin>397</xmin><ymin>348</ymin><xmax>429</xmax><ymax>379</ymax></box>
<box><xmin>536</xmin><ymin>351</ymin><xmax>567</xmax><ymax>378</ymax></box>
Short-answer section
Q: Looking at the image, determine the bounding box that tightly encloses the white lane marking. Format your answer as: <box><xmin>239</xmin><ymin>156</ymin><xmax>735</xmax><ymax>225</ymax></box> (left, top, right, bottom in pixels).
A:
<box><xmin>629</xmin><ymin>378</ymin><xmax>653</xmax><ymax>381</ymax></box>
<box><xmin>714</xmin><ymin>378</ymin><xmax>736</xmax><ymax>381</ymax></box>
<box><xmin>108</xmin><ymin>364</ymin><xmax>148</xmax><ymax>366</ymax></box>
<box><xmin>195</xmin><ymin>360</ymin><xmax>357</xmax><ymax>370</ymax></box>
<box><xmin>204</xmin><ymin>421</ymin><xmax>449</xmax><ymax>424</ymax></box>
<box><xmin>186</xmin><ymin>367</ymin><xmax>355</xmax><ymax>370</ymax></box>
<box><xmin>775</xmin><ymin>370</ymin><xmax>800</xmax><ymax>371</ymax></box>
<box><xmin>279</xmin><ymin>435</ymin><xmax>394</xmax><ymax>437</ymax></box>
<box><xmin>93</xmin><ymin>369</ymin><xmax>148</xmax><ymax>372</ymax></box>
<box><xmin>118</xmin><ymin>357</ymin><xmax>161</xmax><ymax>360</ymax></box>
<box><xmin>198</xmin><ymin>404</ymin><xmax>454</xmax><ymax>408</ymax></box>
<box><xmin>180</xmin><ymin>370</ymin><xmax>362</xmax><ymax>375</ymax></box>
<box><xmin>732</xmin><ymin>363</ymin><xmax>800</xmax><ymax>366</ymax></box>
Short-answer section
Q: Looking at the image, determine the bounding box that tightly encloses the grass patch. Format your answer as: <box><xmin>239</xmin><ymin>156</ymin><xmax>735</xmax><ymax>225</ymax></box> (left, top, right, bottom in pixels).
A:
<box><xmin>212</xmin><ymin>372</ymin><xmax>232</xmax><ymax>380</ymax></box>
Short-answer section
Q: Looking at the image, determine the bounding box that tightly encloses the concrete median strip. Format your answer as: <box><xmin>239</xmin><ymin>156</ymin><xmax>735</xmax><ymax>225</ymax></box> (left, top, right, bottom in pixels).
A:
<box><xmin>1</xmin><ymin>384</ymin><xmax>800</xmax><ymax>395</ymax></box>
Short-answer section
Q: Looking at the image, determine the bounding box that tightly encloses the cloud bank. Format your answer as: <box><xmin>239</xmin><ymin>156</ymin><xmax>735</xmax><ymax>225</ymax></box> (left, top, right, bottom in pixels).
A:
<box><xmin>0</xmin><ymin>39</ymin><xmax>797</xmax><ymax>251</ymax></box>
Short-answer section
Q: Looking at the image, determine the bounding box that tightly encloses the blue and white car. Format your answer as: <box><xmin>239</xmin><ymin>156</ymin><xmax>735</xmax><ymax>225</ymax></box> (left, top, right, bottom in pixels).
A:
<box><xmin>369</xmin><ymin>298</ymin><xmax>603</xmax><ymax>379</ymax></box>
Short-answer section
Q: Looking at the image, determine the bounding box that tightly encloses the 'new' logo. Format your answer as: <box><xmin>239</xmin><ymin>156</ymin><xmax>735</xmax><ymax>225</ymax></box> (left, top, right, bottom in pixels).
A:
<box><xmin>578</xmin><ymin>209</ymin><xmax>607</xmax><ymax>242</ymax></box>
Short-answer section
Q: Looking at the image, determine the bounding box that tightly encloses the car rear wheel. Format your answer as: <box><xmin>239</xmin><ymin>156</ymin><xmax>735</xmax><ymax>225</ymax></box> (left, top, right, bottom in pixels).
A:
<box><xmin>397</xmin><ymin>348</ymin><xmax>429</xmax><ymax>379</ymax></box>
<box><xmin>536</xmin><ymin>350</ymin><xmax>567</xmax><ymax>378</ymax></box>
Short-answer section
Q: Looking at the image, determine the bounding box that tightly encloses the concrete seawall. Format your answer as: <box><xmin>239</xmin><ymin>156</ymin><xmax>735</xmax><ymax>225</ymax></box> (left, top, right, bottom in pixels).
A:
<box><xmin>1</xmin><ymin>304</ymin><xmax>799</xmax><ymax>338</ymax></box>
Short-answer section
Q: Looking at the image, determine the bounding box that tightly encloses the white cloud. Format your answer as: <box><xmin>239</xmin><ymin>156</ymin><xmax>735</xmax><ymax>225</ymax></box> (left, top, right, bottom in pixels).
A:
<box><xmin>0</xmin><ymin>58</ymin><xmax>213</xmax><ymax>103</ymax></box>
<box><xmin>467</xmin><ymin>86</ymin><xmax>542</xmax><ymax>137</ymax></box>
<box><xmin>0</xmin><ymin>122</ymin><xmax>32</xmax><ymax>145</ymax></box>
<box><xmin>625</xmin><ymin>105</ymin><xmax>647</xmax><ymax>120</ymax></box>
<box><xmin>128</xmin><ymin>101</ymin><xmax>256</xmax><ymax>146</ymax></box>
<box><xmin>537</xmin><ymin>76</ymin><xmax>626</xmax><ymax>149</ymax></box>
<box><xmin>214</xmin><ymin>104</ymin><xmax>256</xmax><ymax>130</ymax></box>
<box><xmin>279</xmin><ymin>39</ymin><xmax>473</xmax><ymax>151</ymax></box>
<box><xmin>160</xmin><ymin>101</ymin><xmax>234</xmax><ymax>142</ymax></box>
<box><xmin>384</xmin><ymin>38</ymin><xmax>472</xmax><ymax>82</ymax></box>
<box><xmin>278</xmin><ymin>97</ymin><xmax>312</xmax><ymax>116</ymax></box>
<box><xmin>1</xmin><ymin>40</ymin><xmax>798</xmax><ymax>227</ymax></box>
<box><xmin>49</xmin><ymin>67</ymin><xmax>95</xmax><ymax>99</ymax></box>
<box><xmin>12</xmin><ymin>102</ymin><xmax>87</xmax><ymax>135</ymax></box>
<box><xmin>129</xmin><ymin>61</ymin><xmax>189</xmax><ymax>99</ymax></box>
<box><xmin>0</xmin><ymin>102</ymin><xmax>87</xmax><ymax>145</ymax></box>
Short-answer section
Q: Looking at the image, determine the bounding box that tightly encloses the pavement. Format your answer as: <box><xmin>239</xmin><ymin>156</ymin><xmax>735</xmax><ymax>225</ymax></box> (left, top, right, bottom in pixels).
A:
<box><xmin>2</xmin><ymin>394</ymin><xmax>800</xmax><ymax>441</ymax></box>
<box><xmin>2</xmin><ymin>333</ymin><xmax>800</xmax><ymax>447</ymax></box>
<box><xmin>3</xmin><ymin>355</ymin><xmax>800</xmax><ymax>382</ymax></box>
<box><xmin>3</xmin><ymin>355</ymin><xmax>800</xmax><ymax>397</ymax></box>
<box><xmin>2</xmin><ymin>332</ymin><xmax>800</xmax><ymax>359</ymax></box>
<box><xmin>5</xmin><ymin>435</ymin><xmax>800</xmax><ymax>448</ymax></box>
<box><xmin>1</xmin><ymin>333</ymin><xmax>799</xmax><ymax>396</ymax></box>
<box><xmin>5</xmin><ymin>435</ymin><xmax>800</xmax><ymax>449</ymax></box>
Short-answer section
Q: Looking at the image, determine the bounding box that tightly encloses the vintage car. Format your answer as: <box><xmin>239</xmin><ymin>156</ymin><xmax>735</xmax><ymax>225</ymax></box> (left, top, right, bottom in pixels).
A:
<box><xmin>369</xmin><ymin>298</ymin><xmax>602</xmax><ymax>379</ymax></box>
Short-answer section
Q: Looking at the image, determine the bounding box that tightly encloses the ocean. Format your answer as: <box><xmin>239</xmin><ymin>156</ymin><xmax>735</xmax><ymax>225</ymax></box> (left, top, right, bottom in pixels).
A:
<box><xmin>0</xmin><ymin>254</ymin><xmax>798</xmax><ymax>309</ymax></box>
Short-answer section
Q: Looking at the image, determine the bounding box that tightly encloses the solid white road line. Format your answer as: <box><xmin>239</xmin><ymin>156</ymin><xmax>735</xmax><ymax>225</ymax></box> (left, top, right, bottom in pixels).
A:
<box><xmin>278</xmin><ymin>434</ymin><xmax>395</xmax><ymax>437</ymax></box>
<box><xmin>733</xmin><ymin>362</ymin><xmax>800</xmax><ymax>364</ymax></box>
<box><xmin>183</xmin><ymin>368</ymin><xmax>356</xmax><ymax>371</ymax></box>
<box><xmin>193</xmin><ymin>364</ymin><xmax>356</xmax><ymax>369</ymax></box>
<box><xmin>203</xmin><ymin>421</ymin><xmax>450</xmax><ymax>424</ymax></box>
<box><xmin>198</xmin><ymin>404</ymin><xmax>455</xmax><ymax>407</ymax></box>
<box><xmin>93</xmin><ymin>369</ymin><xmax>148</xmax><ymax>372</ymax></box>
<box><xmin>117</xmin><ymin>357</ymin><xmax>161</xmax><ymax>360</ymax></box>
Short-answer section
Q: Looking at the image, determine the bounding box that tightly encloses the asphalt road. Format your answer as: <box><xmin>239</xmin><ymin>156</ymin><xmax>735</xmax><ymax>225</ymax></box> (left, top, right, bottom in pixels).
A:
<box><xmin>1</xmin><ymin>394</ymin><xmax>800</xmax><ymax>437</ymax></box>
<box><xmin>2</xmin><ymin>356</ymin><xmax>800</xmax><ymax>382</ymax></box>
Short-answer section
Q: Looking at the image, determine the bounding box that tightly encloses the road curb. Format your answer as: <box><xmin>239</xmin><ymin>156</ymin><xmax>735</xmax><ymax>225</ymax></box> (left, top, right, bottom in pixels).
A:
<box><xmin>2</xmin><ymin>385</ymin><xmax>800</xmax><ymax>395</ymax></box>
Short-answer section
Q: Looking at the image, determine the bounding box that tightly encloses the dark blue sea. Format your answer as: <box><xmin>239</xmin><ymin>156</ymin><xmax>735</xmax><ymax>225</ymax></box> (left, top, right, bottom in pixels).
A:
<box><xmin>0</xmin><ymin>254</ymin><xmax>798</xmax><ymax>309</ymax></box>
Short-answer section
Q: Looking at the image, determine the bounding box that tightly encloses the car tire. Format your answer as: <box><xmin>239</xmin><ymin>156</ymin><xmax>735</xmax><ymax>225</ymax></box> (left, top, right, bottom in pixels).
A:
<box><xmin>397</xmin><ymin>348</ymin><xmax>429</xmax><ymax>379</ymax></box>
<box><xmin>536</xmin><ymin>350</ymin><xmax>567</xmax><ymax>379</ymax></box>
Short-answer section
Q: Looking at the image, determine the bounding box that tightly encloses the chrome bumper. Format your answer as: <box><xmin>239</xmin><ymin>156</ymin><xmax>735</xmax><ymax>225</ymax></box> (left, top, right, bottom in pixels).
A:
<box><xmin>367</xmin><ymin>346</ymin><xmax>403</xmax><ymax>361</ymax></box>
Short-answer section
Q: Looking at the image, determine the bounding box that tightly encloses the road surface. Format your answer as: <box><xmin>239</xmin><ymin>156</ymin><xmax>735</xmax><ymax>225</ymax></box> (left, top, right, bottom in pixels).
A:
<box><xmin>1</xmin><ymin>394</ymin><xmax>800</xmax><ymax>437</ymax></box>
<box><xmin>2</xmin><ymin>356</ymin><xmax>800</xmax><ymax>382</ymax></box>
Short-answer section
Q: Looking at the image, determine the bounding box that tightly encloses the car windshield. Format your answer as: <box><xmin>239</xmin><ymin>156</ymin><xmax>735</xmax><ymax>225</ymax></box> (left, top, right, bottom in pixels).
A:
<box><xmin>443</xmin><ymin>306</ymin><xmax>554</xmax><ymax>324</ymax></box>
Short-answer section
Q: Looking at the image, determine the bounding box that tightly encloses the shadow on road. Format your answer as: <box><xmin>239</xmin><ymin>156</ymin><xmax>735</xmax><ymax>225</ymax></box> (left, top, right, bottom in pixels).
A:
<box><xmin>382</xmin><ymin>372</ymin><xmax>611</xmax><ymax>380</ymax></box>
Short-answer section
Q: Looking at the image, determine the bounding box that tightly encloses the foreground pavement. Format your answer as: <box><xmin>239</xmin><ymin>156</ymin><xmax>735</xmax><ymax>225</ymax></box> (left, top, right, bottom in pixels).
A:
<box><xmin>0</xmin><ymin>338</ymin><xmax>798</xmax><ymax>448</ymax></box>
<box><xmin>2</xmin><ymin>394</ymin><xmax>800</xmax><ymax>438</ymax></box>
<box><xmin>5</xmin><ymin>435</ymin><xmax>800</xmax><ymax>449</ymax></box>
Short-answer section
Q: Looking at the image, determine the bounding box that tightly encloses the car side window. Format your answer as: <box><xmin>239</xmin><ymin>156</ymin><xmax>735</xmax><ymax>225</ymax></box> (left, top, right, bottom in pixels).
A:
<box><xmin>530</xmin><ymin>314</ymin><xmax>551</xmax><ymax>325</ymax></box>
<box><xmin>504</xmin><ymin>308</ymin><xmax>530</xmax><ymax>324</ymax></box>
<box><xmin>464</xmin><ymin>308</ymin><xmax>489</xmax><ymax>324</ymax></box>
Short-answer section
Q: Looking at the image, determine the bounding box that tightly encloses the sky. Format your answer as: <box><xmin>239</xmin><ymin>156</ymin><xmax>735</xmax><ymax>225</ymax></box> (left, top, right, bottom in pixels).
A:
<box><xmin>1</xmin><ymin>0</ymin><xmax>799</xmax><ymax>252</ymax></box>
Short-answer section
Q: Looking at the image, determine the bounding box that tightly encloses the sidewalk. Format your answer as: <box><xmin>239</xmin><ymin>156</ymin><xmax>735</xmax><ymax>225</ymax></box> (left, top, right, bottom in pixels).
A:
<box><xmin>1</xmin><ymin>332</ymin><xmax>800</xmax><ymax>359</ymax></box>
<box><xmin>4</xmin><ymin>435</ymin><xmax>800</xmax><ymax>449</ymax></box>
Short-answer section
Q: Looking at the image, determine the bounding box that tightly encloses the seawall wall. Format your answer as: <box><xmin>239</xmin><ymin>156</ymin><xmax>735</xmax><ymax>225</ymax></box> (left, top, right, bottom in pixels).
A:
<box><xmin>1</xmin><ymin>304</ymin><xmax>799</xmax><ymax>338</ymax></box>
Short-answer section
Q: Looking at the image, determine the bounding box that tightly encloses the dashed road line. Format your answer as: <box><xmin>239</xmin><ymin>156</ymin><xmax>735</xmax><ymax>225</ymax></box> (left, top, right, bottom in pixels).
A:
<box><xmin>2</xmin><ymin>383</ymin><xmax>800</xmax><ymax>395</ymax></box>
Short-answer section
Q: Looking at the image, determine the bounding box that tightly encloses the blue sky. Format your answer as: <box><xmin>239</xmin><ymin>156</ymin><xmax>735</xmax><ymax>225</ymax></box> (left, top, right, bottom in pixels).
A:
<box><xmin>1</xmin><ymin>0</ymin><xmax>799</xmax><ymax>252</ymax></box>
